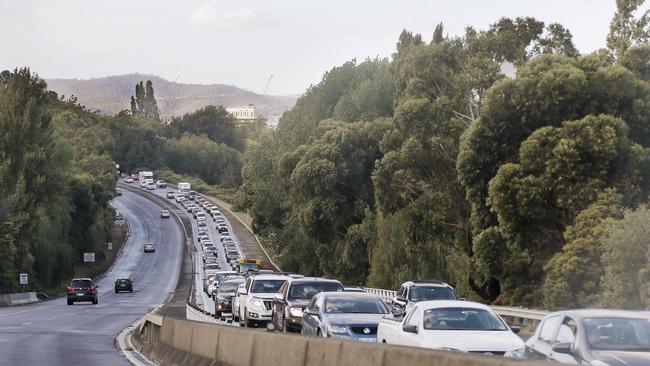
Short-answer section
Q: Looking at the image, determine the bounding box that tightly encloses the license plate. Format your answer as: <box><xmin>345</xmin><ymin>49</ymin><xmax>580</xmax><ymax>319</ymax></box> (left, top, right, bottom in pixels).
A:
<box><xmin>359</xmin><ymin>338</ymin><xmax>376</xmax><ymax>343</ymax></box>
<box><xmin>77</xmin><ymin>293</ymin><xmax>84</xmax><ymax>296</ymax></box>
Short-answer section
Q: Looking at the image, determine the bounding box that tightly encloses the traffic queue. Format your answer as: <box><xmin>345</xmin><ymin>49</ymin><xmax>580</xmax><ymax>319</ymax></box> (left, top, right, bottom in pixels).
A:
<box><xmin>133</xmin><ymin>176</ymin><xmax>650</xmax><ymax>364</ymax></box>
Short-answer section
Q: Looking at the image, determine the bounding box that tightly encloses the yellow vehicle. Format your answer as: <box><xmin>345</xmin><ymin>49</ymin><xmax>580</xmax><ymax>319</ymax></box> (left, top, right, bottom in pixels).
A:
<box><xmin>237</xmin><ymin>258</ymin><xmax>261</xmax><ymax>274</ymax></box>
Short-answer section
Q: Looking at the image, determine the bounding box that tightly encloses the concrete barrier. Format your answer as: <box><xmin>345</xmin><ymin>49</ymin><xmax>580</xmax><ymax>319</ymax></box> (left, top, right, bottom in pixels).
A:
<box><xmin>0</xmin><ymin>292</ymin><xmax>38</xmax><ymax>307</ymax></box>
<box><xmin>135</xmin><ymin>313</ymin><xmax>556</xmax><ymax>366</ymax></box>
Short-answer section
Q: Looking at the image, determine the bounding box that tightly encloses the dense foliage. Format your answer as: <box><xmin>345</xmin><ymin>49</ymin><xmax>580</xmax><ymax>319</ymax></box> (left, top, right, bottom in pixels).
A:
<box><xmin>240</xmin><ymin>5</ymin><xmax>650</xmax><ymax>308</ymax></box>
<box><xmin>0</xmin><ymin>69</ymin><xmax>247</xmax><ymax>292</ymax></box>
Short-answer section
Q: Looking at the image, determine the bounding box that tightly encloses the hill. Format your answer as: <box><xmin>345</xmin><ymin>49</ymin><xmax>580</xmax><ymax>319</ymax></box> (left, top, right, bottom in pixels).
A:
<box><xmin>46</xmin><ymin>74</ymin><xmax>298</xmax><ymax>120</ymax></box>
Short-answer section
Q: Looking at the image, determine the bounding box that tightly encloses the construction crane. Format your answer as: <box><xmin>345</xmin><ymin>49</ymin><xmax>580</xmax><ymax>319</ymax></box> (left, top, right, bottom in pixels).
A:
<box><xmin>262</xmin><ymin>75</ymin><xmax>274</xmax><ymax>95</ymax></box>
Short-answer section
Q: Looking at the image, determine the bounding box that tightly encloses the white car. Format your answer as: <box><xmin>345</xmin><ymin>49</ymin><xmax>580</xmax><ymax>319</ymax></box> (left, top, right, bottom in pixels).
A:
<box><xmin>233</xmin><ymin>283</ymin><xmax>246</xmax><ymax>322</ymax></box>
<box><xmin>160</xmin><ymin>209</ymin><xmax>170</xmax><ymax>218</ymax></box>
<box><xmin>124</xmin><ymin>177</ymin><xmax>134</xmax><ymax>183</ymax></box>
<box><xmin>238</xmin><ymin>274</ymin><xmax>289</xmax><ymax>327</ymax></box>
<box><xmin>146</xmin><ymin>182</ymin><xmax>155</xmax><ymax>190</ymax></box>
<box><xmin>143</xmin><ymin>243</ymin><xmax>156</xmax><ymax>252</ymax></box>
<box><xmin>377</xmin><ymin>300</ymin><xmax>526</xmax><ymax>360</ymax></box>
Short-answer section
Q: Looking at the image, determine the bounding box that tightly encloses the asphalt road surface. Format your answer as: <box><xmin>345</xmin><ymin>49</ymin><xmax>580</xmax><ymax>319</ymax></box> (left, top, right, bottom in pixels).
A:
<box><xmin>0</xmin><ymin>189</ymin><xmax>183</xmax><ymax>366</ymax></box>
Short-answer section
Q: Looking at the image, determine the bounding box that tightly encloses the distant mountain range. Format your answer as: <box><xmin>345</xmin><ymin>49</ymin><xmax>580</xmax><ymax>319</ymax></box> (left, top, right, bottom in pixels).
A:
<box><xmin>46</xmin><ymin>74</ymin><xmax>298</xmax><ymax>120</ymax></box>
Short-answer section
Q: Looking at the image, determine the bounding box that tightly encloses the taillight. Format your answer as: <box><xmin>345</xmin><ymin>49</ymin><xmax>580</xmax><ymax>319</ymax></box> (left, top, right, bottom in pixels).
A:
<box><xmin>67</xmin><ymin>287</ymin><xmax>73</xmax><ymax>293</ymax></box>
<box><xmin>87</xmin><ymin>287</ymin><xmax>94</xmax><ymax>294</ymax></box>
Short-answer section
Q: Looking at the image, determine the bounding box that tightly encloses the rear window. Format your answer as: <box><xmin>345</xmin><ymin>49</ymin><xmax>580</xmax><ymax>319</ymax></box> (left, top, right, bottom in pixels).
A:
<box><xmin>71</xmin><ymin>280</ymin><xmax>92</xmax><ymax>288</ymax></box>
<box><xmin>288</xmin><ymin>282</ymin><xmax>343</xmax><ymax>300</ymax></box>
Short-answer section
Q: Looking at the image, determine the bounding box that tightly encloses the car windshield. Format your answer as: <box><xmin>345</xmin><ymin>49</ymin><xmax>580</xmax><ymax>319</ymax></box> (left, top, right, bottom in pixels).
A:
<box><xmin>585</xmin><ymin>317</ymin><xmax>650</xmax><ymax>351</ymax></box>
<box><xmin>116</xmin><ymin>279</ymin><xmax>129</xmax><ymax>283</ymax></box>
<box><xmin>251</xmin><ymin>279</ymin><xmax>286</xmax><ymax>293</ymax></box>
<box><xmin>422</xmin><ymin>307</ymin><xmax>507</xmax><ymax>331</ymax></box>
<box><xmin>220</xmin><ymin>281</ymin><xmax>245</xmax><ymax>292</ymax></box>
<box><xmin>205</xmin><ymin>264</ymin><xmax>219</xmax><ymax>270</ymax></box>
<box><xmin>288</xmin><ymin>282</ymin><xmax>343</xmax><ymax>300</ymax></box>
<box><xmin>71</xmin><ymin>279</ymin><xmax>92</xmax><ymax>288</ymax></box>
<box><xmin>324</xmin><ymin>297</ymin><xmax>389</xmax><ymax>314</ymax></box>
<box><xmin>409</xmin><ymin>286</ymin><xmax>456</xmax><ymax>301</ymax></box>
<box><xmin>240</xmin><ymin>263</ymin><xmax>259</xmax><ymax>272</ymax></box>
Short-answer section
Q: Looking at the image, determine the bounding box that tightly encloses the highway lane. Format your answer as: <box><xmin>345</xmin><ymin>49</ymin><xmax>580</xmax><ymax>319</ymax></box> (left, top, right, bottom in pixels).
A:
<box><xmin>0</xmin><ymin>189</ymin><xmax>184</xmax><ymax>366</ymax></box>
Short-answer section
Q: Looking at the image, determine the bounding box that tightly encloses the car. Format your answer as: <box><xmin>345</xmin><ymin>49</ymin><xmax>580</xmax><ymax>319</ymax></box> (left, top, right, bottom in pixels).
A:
<box><xmin>302</xmin><ymin>292</ymin><xmax>389</xmax><ymax>342</ymax></box>
<box><xmin>204</xmin><ymin>263</ymin><xmax>221</xmax><ymax>278</ymax></box>
<box><xmin>526</xmin><ymin>309</ymin><xmax>650</xmax><ymax>364</ymax></box>
<box><xmin>220</xmin><ymin>235</ymin><xmax>233</xmax><ymax>243</ymax></box>
<box><xmin>377</xmin><ymin>300</ymin><xmax>525</xmax><ymax>359</ymax></box>
<box><xmin>203</xmin><ymin>274</ymin><xmax>216</xmax><ymax>293</ymax></box>
<box><xmin>196</xmin><ymin>212</ymin><xmax>206</xmax><ymax>220</ymax></box>
<box><xmin>160</xmin><ymin>209</ymin><xmax>170</xmax><ymax>218</ymax></box>
<box><xmin>226</xmin><ymin>250</ymin><xmax>240</xmax><ymax>261</ymax></box>
<box><xmin>156</xmin><ymin>180</ymin><xmax>167</xmax><ymax>188</ymax></box>
<box><xmin>198</xmin><ymin>220</ymin><xmax>207</xmax><ymax>228</ymax></box>
<box><xmin>272</xmin><ymin>277</ymin><xmax>344</xmax><ymax>332</ymax></box>
<box><xmin>114</xmin><ymin>278</ymin><xmax>133</xmax><ymax>293</ymax></box>
<box><xmin>344</xmin><ymin>286</ymin><xmax>366</xmax><ymax>293</ymax></box>
<box><xmin>175</xmin><ymin>195</ymin><xmax>185</xmax><ymax>203</ymax></box>
<box><xmin>215</xmin><ymin>278</ymin><xmax>247</xmax><ymax>317</ymax></box>
<box><xmin>166</xmin><ymin>191</ymin><xmax>175</xmax><ymax>199</ymax></box>
<box><xmin>131</xmin><ymin>174</ymin><xmax>139</xmax><ymax>181</ymax></box>
<box><xmin>125</xmin><ymin>177</ymin><xmax>134</xmax><ymax>183</ymax></box>
<box><xmin>197</xmin><ymin>226</ymin><xmax>208</xmax><ymax>235</ymax></box>
<box><xmin>391</xmin><ymin>280</ymin><xmax>457</xmax><ymax>313</ymax></box>
<box><xmin>144</xmin><ymin>243</ymin><xmax>156</xmax><ymax>252</ymax></box>
<box><xmin>233</xmin><ymin>283</ymin><xmax>246</xmax><ymax>322</ymax></box>
<box><xmin>218</xmin><ymin>225</ymin><xmax>229</xmax><ymax>234</ymax></box>
<box><xmin>146</xmin><ymin>182</ymin><xmax>156</xmax><ymax>190</ymax></box>
<box><xmin>67</xmin><ymin>278</ymin><xmax>98</xmax><ymax>305</ymax></box>
<box><xmin>238</xmin><ymin>274</ymin><xmax>289</xmax><ymax>327</ymax></box>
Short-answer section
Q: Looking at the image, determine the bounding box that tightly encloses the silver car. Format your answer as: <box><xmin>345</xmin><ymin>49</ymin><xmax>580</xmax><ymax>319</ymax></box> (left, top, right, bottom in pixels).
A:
<box><xmin>301</xmin><ymin>292</ymin><xmax>389</xmax><ymax>342</ymax></box>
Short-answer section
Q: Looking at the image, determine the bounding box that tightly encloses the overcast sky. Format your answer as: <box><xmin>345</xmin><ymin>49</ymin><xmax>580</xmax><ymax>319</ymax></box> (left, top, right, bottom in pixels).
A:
<box><xmin>1</xmin><ymin>0</ymin><xmax>624</xmax><ymax>95</ymax></box>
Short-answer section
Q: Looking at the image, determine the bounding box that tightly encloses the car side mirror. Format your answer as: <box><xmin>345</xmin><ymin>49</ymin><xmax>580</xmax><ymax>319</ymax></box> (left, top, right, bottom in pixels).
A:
<box><xmin>510</xmin><ymin>325</ymin><xmax>520</xmax><ymax>334</ymax></box>
<box><xmin>240</xmin><ymin>288</ymin><xmax>247</xmax><ymax>295</ymax></box>
<box><xmin>551</xmin><ymin>342</ymin><xmax>573</xmax><ymax>355</ymax></box>
<box><xmin>403</xmin><ymin>324</ymin><xmax>418</xmax><ymax>334</ymax></box>
<box><xmin>274</xmin><ymin>293</ymin><xmax>283</xmax><ymax>301</ymax></box>
<box><xmin>393</xmin><ymin>295</ymin><xmax>406</xmax><ymax>304</ymax></box>
<box><xmin>305</xmin><ymin>309</ymin><xmax>319</xmax><ymax>318</ymax></box>
<box><xmin>391</xmin><ymin>308</ymin><xmax>404</xmax><ymax>318</ymax></box>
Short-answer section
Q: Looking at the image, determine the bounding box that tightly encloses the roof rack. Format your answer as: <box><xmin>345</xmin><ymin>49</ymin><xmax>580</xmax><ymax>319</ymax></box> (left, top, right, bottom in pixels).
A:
<box><xmin>406</xmin><ymin>280</ymin><xmax>450</xmax><ymax>286</ymax></box>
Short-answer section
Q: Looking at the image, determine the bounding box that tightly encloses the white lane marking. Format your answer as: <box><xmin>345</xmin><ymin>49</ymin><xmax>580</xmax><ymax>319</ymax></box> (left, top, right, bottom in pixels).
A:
<box><xmin>0</xmin><ymin>303</ymin><xmax>59</xmax><ymax>319</ymax></box>
<box><xmin>21</xmin><ymin>322</ymin><xmax>31</xmax><ymax>326</ymax></box>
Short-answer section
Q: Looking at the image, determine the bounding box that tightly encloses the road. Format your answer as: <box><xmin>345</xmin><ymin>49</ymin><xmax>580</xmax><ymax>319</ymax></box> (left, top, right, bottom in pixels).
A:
<box><xmin>0</xmin><ymin>189</ymin><xmax>184</xmax><ymax>366</ymax></box>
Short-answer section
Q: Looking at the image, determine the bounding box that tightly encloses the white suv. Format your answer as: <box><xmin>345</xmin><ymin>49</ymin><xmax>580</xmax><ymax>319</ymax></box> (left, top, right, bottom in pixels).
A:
<box><xmin>238</xmin><ymin>274</ymin><xmax>288</xmax><ymax>328</ymax></box>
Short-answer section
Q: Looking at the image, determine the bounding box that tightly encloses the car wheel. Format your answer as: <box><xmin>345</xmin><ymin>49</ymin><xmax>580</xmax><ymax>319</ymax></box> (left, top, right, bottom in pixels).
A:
<box><xmin>316</xmin><ymin>329</ymin><xmax>322</xmax><ymax>337</ymax></box>
<box><xmin>115</xmin><ymin>289</ymin><xmax>118</xmax><ymax>293</ymax></box>
<box><xmin>92</xmin><ymin>298</ymin><xmax>98</xmax><ymax>305</ymax></box>
<box><xmin>67</xmin><ymin>299</ymin><xmax>73</xmax><ymax>306</ymax></box>
<box><xmin>215</xmin><ymin>311</ymin><xmax>221</xmax><ymax>317</ymax></box>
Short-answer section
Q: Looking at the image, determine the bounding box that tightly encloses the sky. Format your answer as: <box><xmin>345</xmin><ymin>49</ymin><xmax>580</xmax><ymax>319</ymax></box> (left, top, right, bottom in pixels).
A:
<box><xmin>0</xmin><ymin>0</ymin><xmax>624</xmax><ymax>95</ymax></box>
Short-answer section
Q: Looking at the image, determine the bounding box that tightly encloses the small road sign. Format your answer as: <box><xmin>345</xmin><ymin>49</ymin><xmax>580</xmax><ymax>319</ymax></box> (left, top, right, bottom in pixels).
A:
<box><xmin>83</xmin><ymin>253</ymin><xmax>96</xmax><ymax>263</ymax></box>
<box><xmin>19</xmin><ymin>273</ymin><xmax>28</xmax><ymax>285</ymax></box>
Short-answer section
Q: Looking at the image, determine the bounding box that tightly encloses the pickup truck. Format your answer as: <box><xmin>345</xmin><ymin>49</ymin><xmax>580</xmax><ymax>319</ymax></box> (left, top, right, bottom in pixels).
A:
<box><xmin>377</xmin><ymin>300</ymin><xmax>526</xmax><ymax>360</ymax></box>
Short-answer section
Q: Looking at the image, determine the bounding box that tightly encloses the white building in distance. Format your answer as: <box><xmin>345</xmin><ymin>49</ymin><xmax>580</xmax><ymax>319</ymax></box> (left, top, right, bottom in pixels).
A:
<box><xmin>227</xmin><ymin>104</ymin><xmax>256</xmax><ymax>121</ymax></box>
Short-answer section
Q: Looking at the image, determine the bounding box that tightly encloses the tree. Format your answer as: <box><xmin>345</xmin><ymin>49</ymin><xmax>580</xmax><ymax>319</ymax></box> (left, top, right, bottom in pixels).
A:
<box><xmin>130</xmin><ymin>80</ymin><xmax>160</xmax><ymax>120</ymax></box>
<box><xmin>600</xmin><ymin>204</ymin><xmax>650</xmax><ymax>308</ymax></box>
<box><xmin>607</xmin><ymin>0</ymin><xmax>650</xmax><ymax>58</ymax></box>
<box><xmin>169</xmin><ymin>106</ymin><xmax>244</xmax><ymax>151</ymax></box>
<box><xmin>543</xmin><ymin>190</ymin><xmax>623</xmax><ymax>309</ymax></box>
<box><xmin>458</xmin><ymin>54</ymin><xmax>650</xmax><ymax>304</ymax></box>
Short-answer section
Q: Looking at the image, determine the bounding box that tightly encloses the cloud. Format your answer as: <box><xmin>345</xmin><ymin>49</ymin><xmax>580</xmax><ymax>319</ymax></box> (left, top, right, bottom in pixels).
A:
<box><xmin>189</xmin><ymin>5</ymin><xmax>276</xmax><ymax>31</ymax></box>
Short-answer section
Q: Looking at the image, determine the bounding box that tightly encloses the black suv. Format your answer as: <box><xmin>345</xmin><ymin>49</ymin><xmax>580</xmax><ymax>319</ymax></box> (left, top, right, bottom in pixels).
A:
<box><xmin>391</xmin><ymin>280</ymin><xmax>457</xmax><ymax>314</ymax></box>
<box><xmin>114</xmin><ymin>278</ymin><xmax>133</xmax><ymax>293</ymax></box>
<box><xmin>271</xmin><ymin>277</ymin><xmax>343</xmax><ymax>332</ymax></box>
<box><xmin>67</xmin><ymin>278</ymin><xmax>98</xmax><ymax>305</ymax></box>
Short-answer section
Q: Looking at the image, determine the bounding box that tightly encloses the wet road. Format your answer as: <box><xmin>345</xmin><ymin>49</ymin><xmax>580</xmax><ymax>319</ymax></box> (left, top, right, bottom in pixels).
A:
<box><xmin>0</xmin><ymin>189</ymin><xmax>183</xmax><ymax>366</ymax></box>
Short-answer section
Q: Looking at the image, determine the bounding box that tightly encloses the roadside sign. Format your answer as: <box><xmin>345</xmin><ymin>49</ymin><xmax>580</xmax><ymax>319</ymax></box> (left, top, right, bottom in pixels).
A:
<box><xmin>107</xmin><ymin>242</ymin><xmax>113</xmax><ymax>250</ymax></box>
<box><xmin>19</xmin><ymin>273</ymin><xmax>28</xmax><ymax>285</ymax></box>
<box><xmin>83</xmin><ymin>253</ymin><xmax>96</xmax><ymax>263</ymax></box>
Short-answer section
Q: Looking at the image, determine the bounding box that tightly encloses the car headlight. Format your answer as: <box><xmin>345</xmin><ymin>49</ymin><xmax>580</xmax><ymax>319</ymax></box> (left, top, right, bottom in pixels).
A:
<box><xmin>288</xmin><ymin>307</ymin><xmax>303</xmax><ymax>318</ymax></box>
<box><xmin>250</xmin><ymin>298</ymin><xmax>265</xmax><ymax>310</ymax></box>
<box><xmin>589</xmin><ymin>362</ymin><xmax>611</xmax><ymax>366</ymax></box>
<box><xmin>328</xmin><ymin>325</ymin><xmax>348</xmax><ymax>334</ymax></box>
<box><xmin>504</xmin><ymin>348</ymin><xmax>526</xmax><ymax>360</ymax></box>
